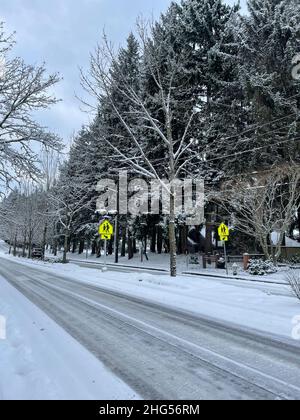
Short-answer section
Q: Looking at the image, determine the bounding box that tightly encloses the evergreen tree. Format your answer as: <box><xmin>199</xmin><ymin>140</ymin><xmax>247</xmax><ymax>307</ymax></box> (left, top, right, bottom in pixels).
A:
<box><xmin>231</xmin><ymin>0</ymin><xmax>300</xmax><ymax>172</ymax></box>
<box><xmin>179</xmin><ymin>0</ymin><xmax>244</xmax><ymax>179</ymax></box>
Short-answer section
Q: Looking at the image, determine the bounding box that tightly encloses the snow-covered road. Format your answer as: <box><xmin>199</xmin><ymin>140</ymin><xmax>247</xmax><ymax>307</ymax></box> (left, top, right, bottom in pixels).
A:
<box><xmin>1</xmin><ymin>255</ymin><xmax>300</xmax><ymax>400</ymax></box>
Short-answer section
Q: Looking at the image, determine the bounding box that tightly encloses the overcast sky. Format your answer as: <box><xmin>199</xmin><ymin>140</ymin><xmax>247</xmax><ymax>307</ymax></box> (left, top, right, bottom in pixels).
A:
<box><xmin>0</xmin><ymin>0</ymin><xmax>247</xmax><ymax>144</ymax></box>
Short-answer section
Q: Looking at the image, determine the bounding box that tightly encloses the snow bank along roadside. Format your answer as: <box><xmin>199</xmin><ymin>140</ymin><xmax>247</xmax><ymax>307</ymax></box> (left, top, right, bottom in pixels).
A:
<box><xmin>48</xmin><ymin>248</ymin><xmax>292</xmax><ymax>285</ymax></box>
<box><xmin>1</xmin><ymin>248</ymin><xmax>300</xmax><ymax>343</ymax></box>
<box><xmin>0</xmin><ymin>275</ymin><xmax>139</xmax><ymax>400</ymax></box>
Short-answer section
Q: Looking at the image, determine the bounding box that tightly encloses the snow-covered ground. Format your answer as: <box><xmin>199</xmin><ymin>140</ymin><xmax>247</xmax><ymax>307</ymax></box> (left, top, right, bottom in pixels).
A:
<box><xmin>0</xmin><ymin>247</ymin><xmax>139</xmax><ymax>400</ymax></box>
<box><xmin>1</xmin><ymin>241</ymin><xmax>300</xmax><ymax>342</ymax></box>
<box><xmin>9</xmin><ymin>240</ymin><xmax>298</xmax><ymax>284</ymax></box>
<box><xmin>45</xmin><ymin>247</ymin><xmax>294</xmax><ymax>284</ymax></box>
<box><xmin>1</xmin><ymin>240</ymin><xmax>300</xmax><ymax>400</ymax></box>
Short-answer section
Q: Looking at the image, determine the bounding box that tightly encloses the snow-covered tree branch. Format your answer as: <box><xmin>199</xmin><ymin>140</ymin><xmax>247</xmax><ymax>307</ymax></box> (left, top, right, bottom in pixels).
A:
<box><xmin>0</xmin><ymin>22</ymin><xmax>62</xmax><ymax>191</ymax></box>
<box><xmin>210</xmin><ymin>165</ymin><xmax>300</xmax><ymax>262</ymax></box>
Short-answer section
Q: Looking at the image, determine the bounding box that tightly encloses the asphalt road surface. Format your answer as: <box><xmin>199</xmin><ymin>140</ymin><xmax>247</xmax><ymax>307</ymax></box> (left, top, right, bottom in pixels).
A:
<box><xmin>0</xmin><ymin>255</ymin><xmax>300</xmax><ymax>400</ymax></box>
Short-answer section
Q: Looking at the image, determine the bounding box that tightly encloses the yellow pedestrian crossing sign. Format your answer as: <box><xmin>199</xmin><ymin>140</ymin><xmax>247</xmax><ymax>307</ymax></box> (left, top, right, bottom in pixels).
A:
<box><xmin>99</xmin><ymin>220</ymin><xmax>114</xmax><ymax>240</ymax></box>
<box><xmin>218</xmin><ymin>223</ymin><xmax>229</xmax><ymax>242</ymax></box>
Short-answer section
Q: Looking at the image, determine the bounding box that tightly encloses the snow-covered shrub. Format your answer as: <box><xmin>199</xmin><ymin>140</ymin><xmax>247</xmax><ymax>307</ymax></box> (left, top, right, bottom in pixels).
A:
<box><xmin>247</xmin><ymin>259</ymin><xmax>278</xmax><ymax>276</ymax></box>
<box><xmin>286</xmin><ymin>271</ymin><xmax>300</xmax><ymax>300</ymax></box>
<box><xmin>48</xmin><ymin>257</ymin><xmax>65</xmax><ymax>264</ymax></box>
<box><xmin>284</xmin><ymin>255</ymin><xmax>300</xmax><ymax>266</ymax></box>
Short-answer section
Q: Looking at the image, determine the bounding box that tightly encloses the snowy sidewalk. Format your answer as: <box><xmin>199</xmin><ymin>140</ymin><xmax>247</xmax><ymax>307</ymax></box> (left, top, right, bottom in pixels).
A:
<box><xmin>0</xmin><ymin>275</ymin><xmax>138</xmax><ymax>400</ymax></box>
<box><xmin>48</xmin><ymin>249</ymin><xmax>291</xmax><ymax>285</ymax></box>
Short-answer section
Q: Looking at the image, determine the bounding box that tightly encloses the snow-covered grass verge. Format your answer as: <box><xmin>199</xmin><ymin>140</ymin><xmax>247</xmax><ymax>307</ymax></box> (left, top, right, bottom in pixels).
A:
<box><xmin>1</xmin><ymin>242</ymin><xmax>300</xmax><ymax>343</ymax></box>
<box><xmin>0</xmin><ymin>275</ymin><xmax>139</xmax><ymax>400</ymax></box>
<box><xmin>4</xmin><ymin>241</ymin><xmax>292</xmax><ymax>284</ymax></box>
<box><xmin>47</xmin><ymin>248</ymin><xmax>292</xmax><ymax>285</ymax></box>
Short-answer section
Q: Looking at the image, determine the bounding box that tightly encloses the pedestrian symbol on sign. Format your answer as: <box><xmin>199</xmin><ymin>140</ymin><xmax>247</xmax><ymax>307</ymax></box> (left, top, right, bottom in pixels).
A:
<box><xmin>99</xmin><ymin>220</ymin><xmax>114</xmax><ymax>240</ymax></box>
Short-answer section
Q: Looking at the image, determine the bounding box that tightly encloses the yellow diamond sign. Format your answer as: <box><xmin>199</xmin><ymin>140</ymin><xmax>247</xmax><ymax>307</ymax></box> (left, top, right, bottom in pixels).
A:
<box><xmin>218</xmin><ymin>223</ymin><xmax>229</xmax><ymax>241</ymax></box>
<box><xmin>99</xmin><ymin>220</ymin><xmax>114</xmax><ymax>240</ymax></box>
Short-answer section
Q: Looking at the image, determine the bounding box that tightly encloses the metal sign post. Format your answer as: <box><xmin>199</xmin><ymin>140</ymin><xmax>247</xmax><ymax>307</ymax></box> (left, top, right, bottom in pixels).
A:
<box><xmin>218</xmin><ymin>223</ymin><xmax>230</xmax><ymax>276</ymax></box>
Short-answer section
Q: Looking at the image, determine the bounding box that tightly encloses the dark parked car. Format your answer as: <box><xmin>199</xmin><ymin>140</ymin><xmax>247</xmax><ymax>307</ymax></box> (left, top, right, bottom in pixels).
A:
<box><xmin>32</xmin><ymin>248</ymin><xmax>43</xmax><ymax>259</ymax></box>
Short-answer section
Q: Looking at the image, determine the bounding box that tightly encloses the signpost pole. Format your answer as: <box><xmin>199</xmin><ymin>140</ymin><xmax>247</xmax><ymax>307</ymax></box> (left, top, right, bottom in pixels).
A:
<box><xmin>104</xmin><ymin>239</ymin><xmax>107</xmax><ymax>272</ymax></box>
<box><xmin>223</xmin><ymin>241</ymin><xmax>228</xmax><ymax>276</ymax></box>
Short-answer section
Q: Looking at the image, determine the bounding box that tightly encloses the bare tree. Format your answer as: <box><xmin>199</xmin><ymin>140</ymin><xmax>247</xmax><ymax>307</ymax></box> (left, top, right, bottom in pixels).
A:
<box><xmin>0</xmin><ymin>191</ymin><xmax>21</xmax><ymax>255</ymax></box>
<box><xmin>0</xmin><ymin>22</ymin><xmax>61</xmax><ymax>190</ymax></box>
<box><xmin>211</xmin><ymin>165</ymin><xmax>300</xmax><ymax>262</ymax></box>
<box><xmin>20</xmin><ymin>183</ymin><xmax>46</xmax><ymax>258</ymax></box>
<box><xmin>39</xmin><ymin>147</ymin><xmax>61</xmax><ymax>258</ymax></box>
<box><xmin>81</xmin><ymin>24</ymin><xmax>204</xmax><ymax>277</ymax></box>
<box><xmin>0</xmin><ymin>183</ymin><xmax>46</xmax><ymax>257</ymax></box>
<box><xmin>40</xmin><ymin>147</ymin><xmax>61</xmax><ymax>192</ymax></box>
<box><xmin>48</xmin><ymin>178</ymin><xmax>94</xmax><ymax>264</ymax></box>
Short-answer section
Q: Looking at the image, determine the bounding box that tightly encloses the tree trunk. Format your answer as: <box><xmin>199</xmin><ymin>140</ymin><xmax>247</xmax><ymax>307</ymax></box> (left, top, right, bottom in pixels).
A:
<box><xmin>22</xmin><ymin>238</ymin><xmax>26</xmax><ymax>258</ymax></box>
<box><xmin>42</xmin><ymin>223</ymin><xmax>47</xmax><ymax>260</ymax></box>
<box><xmin>205</xmin><ymin>223</ymin><xmax>213</xmax><ymax>255</ymax></box>
<box><xmin>91</xmin><ymin>241</ymin><xmax>96</xmax><ymax>255</ymax></box>
<box><xmin>53</xmin><ymin>241</ymin><xmax>57</xmax><ymax>257</ymax></box>
<box><xmin>28</xmin><ymin>231</ymin><xmax>33</xmax><ymax>259</ymax></box>
<box><xmin>72</xmin><ymin>239</ymin><xmax>77</xmax><ymax>254</ymax></box>
<box><xmin>150</xmin><ymin>227</ymin><xmax>156</xmax><ymax>253</ymax></box>
<box><xmin>22</xmin><ymin>231</ymin><xmax>27</xmax><ymax>258</ymax></box>
<box><xmin>52</xmin><ymin>223</ymin><xmax>58</xmax><ymax>257</ymax></box>
<box><xmin>78</xmin><ymin>240</ymin><xmax>85</xmax><ymax>255</ymax></box>
<box><xmin>260</xmin><ymin>236</ymin><xmax>271</xmax><ymax>260</ymax></box>
<box><xmin>13</xmin><ymin>233</ymin><xmax>17</xmax><ymax>257</ymax></box>
<box><xmin>178</xmin><ymin>225</ymin><xmax>187</xmax><ymax>255</ymax></box>
<box><xmin>157</xmin><ymin>226</ymin><xmax>163</xmax><ymax>254</ymax></box>
<box><xmin>133</xmin><ymin>238</ymin><xmax>137</xmax><ymax>254</ymax></box>
<box><xmin>85</xmin><ymin>240</ymin><xmax>90</xmax><ymax>259</ymax></box>
<box><xmin>298</xmin><ymin>205</ymin><xmax>300</xmax><ymax>243</ymax></box>
<box><xmin>166</xmin><ymin>110</ymin><xmax>177</xmax><ymax>276</ymax></box>
<box><xmin>169</xmin><ymin>188</ymin><xmax>177</xmax><ymax>277</ymax></box>
<box><xmin>63</xmin><ymin>231</ymin><xmax>69</xmax><ymax>264</ymax></box>
<box><xmin>121</xmin><ymin>228</ymin><xmax>126</xmax><ymax>257</ymax></box>
<box><xmin>96</xmin><ymin>242</ymin><xmax>101</xmax><ymax>258</ymax></box>
<box><xmin>275</xmin><ymin>232</ymin><xmax>286</xmax><ymax>263</ymax></box>
<box><xmin>108</xmin><ymin>239</ymin><xmax>113</xmax><ymax>255</ymax></box>
<box><xmin>128</xmin><ymin>234</ymin><xmax>134</xmax><ymax>260</ymax></box>
<box><xmin>181</xmin><ymin>224</ymin><xmax>188</xmax><ymax>255</ymax></box>
<box><xmin>115</xmin><ymin>189</ymin><xmax>120</xmax><ymax>263</ymax></box>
